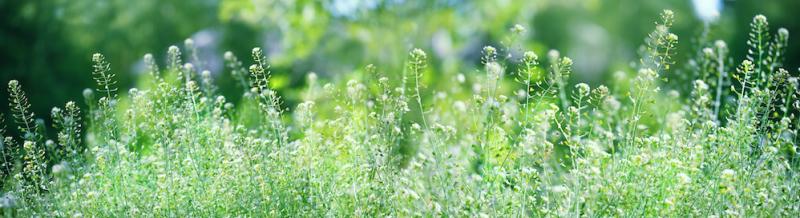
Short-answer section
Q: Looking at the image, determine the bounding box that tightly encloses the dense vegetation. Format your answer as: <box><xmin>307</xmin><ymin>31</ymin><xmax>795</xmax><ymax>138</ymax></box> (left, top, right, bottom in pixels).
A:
<box><xmin>1</xmin><ymin>10</ymin><xmax>799</xmax><ymax>217</ymax></box>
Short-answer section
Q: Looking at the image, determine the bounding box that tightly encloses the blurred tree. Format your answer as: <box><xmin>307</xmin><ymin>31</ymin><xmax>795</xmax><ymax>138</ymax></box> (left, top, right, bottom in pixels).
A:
<box><xmin>1</xmin><ymin>0</ymin><xmax>798</xmax><ymax>138</ymax></box>
<box><xmin>1</xmin><ymin>0</ymin><xmax>92</xmax><ymax>138</ymax></box>
<box><xmin>1</xmin><ymin>0</ymin><xmax>219</xmax><ymax>138</ymax></box>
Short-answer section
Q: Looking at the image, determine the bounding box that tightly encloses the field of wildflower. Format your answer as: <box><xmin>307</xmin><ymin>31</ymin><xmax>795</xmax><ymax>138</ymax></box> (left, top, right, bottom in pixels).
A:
<box><xmin>1</xmin><ymin>1</ymin><xmax>800</xmax><ymax>217</ymax></box>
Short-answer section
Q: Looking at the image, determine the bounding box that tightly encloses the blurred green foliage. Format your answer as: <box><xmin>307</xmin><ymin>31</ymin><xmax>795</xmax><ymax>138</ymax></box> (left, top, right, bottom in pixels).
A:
<box><xmin>1</xmin><ymin>0</ymin><xmax>798</xmax><ymax>138</ymax></box>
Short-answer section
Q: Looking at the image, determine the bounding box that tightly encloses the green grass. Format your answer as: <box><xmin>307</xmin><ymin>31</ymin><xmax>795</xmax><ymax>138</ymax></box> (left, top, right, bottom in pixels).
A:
<box><xmin>1</xmin><ymin>10</ymin><xmax>799</xmax><ymax>217</ymax></box>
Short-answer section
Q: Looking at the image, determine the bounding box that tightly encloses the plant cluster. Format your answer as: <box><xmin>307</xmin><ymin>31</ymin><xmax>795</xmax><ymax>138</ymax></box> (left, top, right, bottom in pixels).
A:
<box><xmin>1</xmin><ymin>10</ymin><xmax>799</xmax><ymax>217</ymax></box>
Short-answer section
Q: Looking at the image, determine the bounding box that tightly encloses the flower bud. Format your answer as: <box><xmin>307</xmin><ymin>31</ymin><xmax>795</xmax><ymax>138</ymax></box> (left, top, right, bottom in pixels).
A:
<box><xmin>702</xmin><ymin>47</ymin><xmax>714</xmax><ymax>57</ymax></box>
<box><xmin>92</xmin><ymin>53</ymin><xmax>103</xmax><ymax>62</ymax></box>
<box><xmin>778</xmin><ymin>28</ymin><xmax>789</xmax><ymax>40</ymax></box>
<box><xmin>168</xmin><ymin>46</ymin><xmax>180</xmax><ymax>55</ymax></box>
<box><xmin>410</xmin><ymin>48</ymin><xmax>427</xmax><ymax>61</ymax></box>
<box><xmin>183</xmin><ymin>63</ymin><xmax>194</xmax><ymax>72</ymax></box>
<box><xmin>51</xmin><ymin>107</ymin><xmax>62</xmax><ymax>116</ymax></box>
<box><xmin>575</xmin><ymin>83</ymin><xmax>590</xmax><ymax>97</ymax></box>
<box><xmin>184</xmin><ymin>38</ymin><xmax>194</xmax><ymax>48</ymax></box>
<box><xmin>129</xmin><ymin>88</ymin><xmax>139</xmax><ymax>96</ymax></box>
<box><xmin>561</xmin><ymin>57</ymin><xmax>573</xmax><ymax>66</ymax></box>
<box><xmin>693</xmin><ymin>80</ymin><xmax>708</xmax><ymax>92</ymax></box>
<box><xmin>594</xmin><ymin>85</ymin><xmax>609</xmax><ymax>98</ymax></box>
<box><xmin>511</xmin><ymin>24</ymin><xmax>526</xmax><ymax>35</ymax></box>
<box><xmin>144</xmin><ymin>53</ymin><xmax>154</xmax><ymax>62</ymax></box>
<box><xmin>523</xmin><ymin>51</ymin><xmax>538</xmax><ymax>63</ymax></box>
<box><xmin>83</xmin><ymin>88</ymin><xmax>94</xmax><ymax>100</ymax></box>
<box><xmin>547</xmin><ymin>50</ymin><xmax>560</xmax><ymax>61</ymax></box>
<box><xmin>753</xmin><ymin>15</ymin><xmax>768</xmax><ymax>27</ymax></box>
<box><xmin>307</xmin><ymin>72</ymin><xmax>318</xmax><ymax>83</ymax></box>
<box><xmin>721</xmin><ymin>169</ymin><xmax>736</xmax><ymax>181</ymax></box>
<box><xmin>714</xmin><ymin>40</ymin><xmax>727</xmax><ymax>50</ymax></box>
<box><xmin>667</xmin><ymin>33</ymin><xmax>678</xmax><ymax>41</ymax></box>
<box><xmin>249</xmin><ymin>64</ymin><xmax>258</xmax><ymax>72</ymax></box>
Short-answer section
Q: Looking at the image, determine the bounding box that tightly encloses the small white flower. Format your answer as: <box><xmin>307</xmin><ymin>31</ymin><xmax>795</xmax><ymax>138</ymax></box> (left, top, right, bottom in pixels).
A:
<box><xmin>511</xmin><ymin>24</ymin><xmax>526</xmax><ymax>34</ymax></box>
<box><xmin>714</xmin><ymin>40</ymin><xmax>727</xmax><ymax>50</ymax></box>
<box><xmin>52</xmin><ymin>162</ymin><xmax>68</xmax><ymax>175</ymax></box>
<box><xmin>486</xmin><ymin>62</ymin><xmax>503</xmax><ymax>80</ymax></box>
<box><xmin>721</xmin><ymin>169</ymin><xmax>736</xmax><ymax>181</ymax></box>
<box><xmin>753</xmin><ymin>14</ymin><xmax>768</xmax><ymax>26</ymax></box>
<box><xmin>142</xmin><ymin>52</ymin><xmax>154</xmax><ymax>60</ymax></box>
<box><xmin>183</xmin><ymin>63</ymin><xmax>194</xmax><ymax>72</ymax></box>
<box><xmin>703</xmin><ymin>47</ymin><xmax>715</xmax><ymax>56</ymax></box>
<box><xmin>778</xmin><ymin>28</ymin><xmax>789</xmax><ymax>39</ymax></box>
<box><xmin>603</xmin><ymin>97</ymin><xmax>621</xmax><ymax>112</ymax></box>
<box><xmin>677</xmin><ymin>173</ymin><xmax>691</xmax><ymax>184</ymax></box>
<box><xmin>568</xmin><ymin>106</ymin><xmax>579</xmax><ymax>115</ymax></box>
<box><xmin>224</xmin><ymin>51</ymin><xmax>234</xmax><ymax>60</ymax></box>
<box><xmin>410</xmin><ymin>48</ymin><xmax>426</xmax><ymax>60</ymax></box>
<box><xmin>561</xmin><ymin>57</ymin><xmax>573</xmax><ymax>66</ymax></box>
<box><xmin>168</xmin><ymin>45</ymin><xmax>180</xmax><ymax>54</ymax></box>
<box><xmin>694</xmin><ymin>80</ymin><xmax>709</xmax><ymax>91</ymax></box>
<box><xmin>453</xmin><ymin>101</ymin><xmax>467</xmax><ymax>112</ymax></box>
<box><xmin>547</xmin><ymin>50</ymin><xmax>560</xmax><ymax>61</ymax></box>
<box><xmin>765</xmin><ymin>146</ymin><xmax>778</xmax><ymax>154</ymax></box>
<box><xmin>307</xmin><ymin>72</ymin><xmax>318</xmax><ymax>83</ymax></box>
<box><xmin>129</xmin><ymin>88</ymin><xmax>139</xmax><ymax>96</ymax></box>
<box><xmin>83</xmin><ymin>88</ymin><xmax>94</xmax><ymax>100</ymax></box>
<box><xmin>638</xmin><ymin>68</ymin><xmax>658</xmax><ymax>80</ymax></box>
<box><xmin>550</xmin><ymin>185</ymin><xmax>567</xmax><ymax>193</ymax></box>
<box><xmin>523</xmin><ymin>51</ymin><xmax>537</xmax><ymax>62</ymax></box>
<box><xmin>483</xmin><ymin>46</ymin><xmax>497</xmax><ymax>56</ymax></box>
<box><xmin>575</xmin><ymin>83</ymin><xmax>590</xmax><ymax>97</ymax></box>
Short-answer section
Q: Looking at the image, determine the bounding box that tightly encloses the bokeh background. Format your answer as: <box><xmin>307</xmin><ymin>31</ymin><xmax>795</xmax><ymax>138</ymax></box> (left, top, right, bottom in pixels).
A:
<box><xmin>1</xmin><ymin>0</ymin><xmax>798</xmax><ymax>136</ymax></box>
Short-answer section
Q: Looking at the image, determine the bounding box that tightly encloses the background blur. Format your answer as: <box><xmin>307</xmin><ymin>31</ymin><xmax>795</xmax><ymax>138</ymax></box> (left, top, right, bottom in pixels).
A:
<box><xmin>1</xmin><ymin>0</ymin><xmax>798</xmax><ymax>133</ymax></box>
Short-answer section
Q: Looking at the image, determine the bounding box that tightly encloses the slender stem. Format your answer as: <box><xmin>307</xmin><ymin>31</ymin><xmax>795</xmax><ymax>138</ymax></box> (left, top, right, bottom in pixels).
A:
<box><xmin>713</xmin><ymin>48</ymin><xmax>726</xmax><ymax>122</ymax></box>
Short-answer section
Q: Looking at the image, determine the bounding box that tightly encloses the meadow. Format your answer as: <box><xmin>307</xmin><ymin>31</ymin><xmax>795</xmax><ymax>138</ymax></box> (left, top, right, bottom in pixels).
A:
<box><xmin>1</xmin><ymin>9</ymin><xmax>799</xmax><ymax>217</ymax></box>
